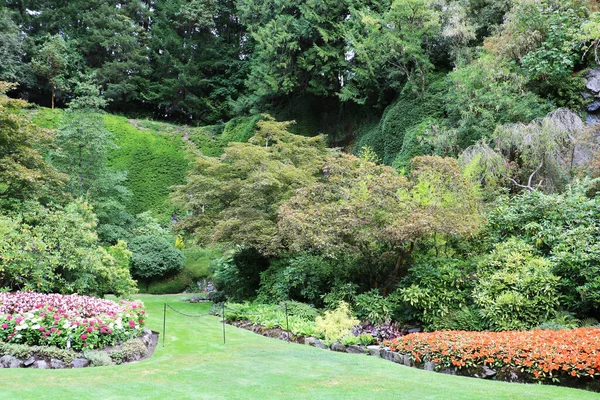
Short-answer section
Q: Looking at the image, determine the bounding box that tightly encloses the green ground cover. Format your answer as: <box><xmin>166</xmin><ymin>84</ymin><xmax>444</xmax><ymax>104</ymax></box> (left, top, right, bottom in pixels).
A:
<box><xmin>0</xmin><ymin>294</ymin><xmax>596</xmax><ymax>400</ymax></box>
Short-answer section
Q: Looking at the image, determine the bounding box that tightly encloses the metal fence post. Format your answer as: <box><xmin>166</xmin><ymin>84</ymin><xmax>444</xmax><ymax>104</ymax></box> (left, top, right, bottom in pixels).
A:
<box><xmin>162</xmin><ymin>303</ymin><xmax>167</xmax><ymax>347</ymax></box>
<box><xmin>222</xmin><ymin>302</ymin><xmax>226</xmax><ymax>345</ymax></box>
<box><xmin>285</xmin><ymin>302</ymin><xmax>290</xmax><ymax>342</ymax></box>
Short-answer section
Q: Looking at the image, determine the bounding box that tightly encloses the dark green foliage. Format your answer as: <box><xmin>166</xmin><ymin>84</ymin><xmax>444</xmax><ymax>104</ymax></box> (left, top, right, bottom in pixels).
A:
<box><xmin>432</xmin><ymin>306</ymin><xmax>487</xmax><ymax>332</ymax></box>
<box><xmin>283</xmin><ymin>301</ymin><xmax>319</xmax><ymax>321</ymax></box>
<box><xmin>445</xmin><ymin>55</ymin><xmax>552</xmax><ymax>147</ymax></box>
<box><xmin>210</xmin><ymin>249</ymin><xmax>270</xmax><ymax>302</ymax></box>
<box><xmin>391</xmin><ymin>119</ymin><xmax>437</xmax><ymax>171</ymax></box>
<box><xmin>238</xmin><ymin>0</ymin><xmax>352</xmax><ymax>100</ymax></box>
<box><xmin>353</xmin><ymin>289</ymin><xmax>396</xmax><ymax>325</ymax></box>
<box><xmin>485</xmin><ymin>183</ymin><xmax>600</xmax><ymax>317</ymax></box>
<box><xmin>129</xmin><ymin>235</ymin><xmax>185</xmax><ymax>282</ymax></box>
<box><xmin>396</xmin><ymin>256</ymin><xmax>477</xmax><ymax>330</ymax></box>
<box><xmin>256</xmin><ymin>253</ymin><xmax>335</xmax><ymax>305</ymax></box>
<box><xmin>140</xmin><ymin>0</ymin><xmax>247</xmax><ymax>123</ymax></box>
<box><xmin>0</xmin><ymin>10</ymin><xmax>31</xmax><ymax>85</ymax></box>
<box><xmin>355</xmin><ymin>78</ymin><xmax>445</xmax><ymax>165</ymax></box>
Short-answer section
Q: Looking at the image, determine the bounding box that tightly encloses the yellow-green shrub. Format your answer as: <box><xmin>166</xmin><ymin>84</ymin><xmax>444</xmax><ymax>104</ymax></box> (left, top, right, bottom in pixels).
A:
<box><xmin>315</xmin><ymin>301</ymin><xmax>359</xmax><ymax>342</ymax></box>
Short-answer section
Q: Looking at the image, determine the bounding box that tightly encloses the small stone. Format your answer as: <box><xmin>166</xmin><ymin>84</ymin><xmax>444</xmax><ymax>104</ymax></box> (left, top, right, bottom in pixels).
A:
<box><xmin>33</xmin><ymin>360</ymin><xmax>48</xmax><ymax>369</ymax></box>
<box><xmin>24</xmin><ymin>357</ymin><xmax>35</xmax><ymax>367</ymax></box>
<box><xmin>587</xmin><ymin>99</ymin><xmax>600</xmax><ymax>113</ymax></box>
<box><xmin>424</xmin><ymin>361</ymin><xmax>437</xmax><ymax>371</ymax></box>
<box><xmin>50</xmin><ymin>359</ymin><xmax>66</xmax><ymax>369</ymax></box>
<box><xmin>407</xmin><ymin>328</ymin><xmax>422</xmax><ymax>334</ymax></box>
<box><xmin>345</xmin><ymin>345</ymin><xmax>365</xmax><ymax>354</ymax></box>
<box><xmin>330</xmin><ymin>343</ymin><xmax>346</xmax><ymax>352</ymax></box>
<box><xmin>366</xmin><ymin>345</ymin><xmax>382</xmax><ymax>357</ymax></box>
<box><xmin>71</xmin><ymin>358</ymin><xmax>90</xmax><ymax>368</ymax></box>
<box><xmin>278</xmin><ymin>331</ymin><xmax>290</xmax><ymax>341</ymax></box>
<box><xmin>482</xmin><ymin>366</ymin><xmax>496</xmax><ymax>378</ymax></box>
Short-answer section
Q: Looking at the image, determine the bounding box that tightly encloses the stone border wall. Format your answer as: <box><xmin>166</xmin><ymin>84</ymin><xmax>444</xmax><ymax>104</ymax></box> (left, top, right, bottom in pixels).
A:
<box><xmin>0</xmin><ymin>329</ymin><xmax>158</xmax><ymax>369</ymax></box>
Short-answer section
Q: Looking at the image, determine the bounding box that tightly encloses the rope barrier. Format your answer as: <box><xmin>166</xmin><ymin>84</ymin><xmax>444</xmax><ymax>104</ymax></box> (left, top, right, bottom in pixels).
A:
<box><xmin>162</xmin><ymin>302</ymin><xmax>293</xmax><ymax>347</ymax></box>
<box><xmin>165</xmin><ymin>303</ymin><xmax>212</xmax><ymax>318</ymax></box>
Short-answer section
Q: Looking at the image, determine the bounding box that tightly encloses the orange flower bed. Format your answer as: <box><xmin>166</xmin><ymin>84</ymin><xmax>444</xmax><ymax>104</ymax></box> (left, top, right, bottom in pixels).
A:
<box><xmin>387</xmin><ymin>328</ymin><xmax>600</xmax><ymax>382</ymax></box>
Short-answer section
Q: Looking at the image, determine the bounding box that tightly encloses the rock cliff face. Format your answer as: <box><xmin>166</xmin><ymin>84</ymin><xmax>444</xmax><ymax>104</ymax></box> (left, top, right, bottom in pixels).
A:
<box><xmin>585</xmin><ymin>69</ymin><xmax>600</xmax><ymax>126</ymax></box>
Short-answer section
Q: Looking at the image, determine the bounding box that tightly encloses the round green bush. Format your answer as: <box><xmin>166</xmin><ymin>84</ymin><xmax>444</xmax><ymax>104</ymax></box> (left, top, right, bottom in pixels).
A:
<box><xmin>129</xmin><ymin>235</ymin><xmax>185</xmax><ymax>282</ymax></box>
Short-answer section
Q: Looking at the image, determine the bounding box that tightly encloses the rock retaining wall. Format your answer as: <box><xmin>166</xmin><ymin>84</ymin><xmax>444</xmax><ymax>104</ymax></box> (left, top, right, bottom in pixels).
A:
<box><xmin>0</xmin><ymin>329</ymin><xmax>158</xmax><ymax>369</ymax></box>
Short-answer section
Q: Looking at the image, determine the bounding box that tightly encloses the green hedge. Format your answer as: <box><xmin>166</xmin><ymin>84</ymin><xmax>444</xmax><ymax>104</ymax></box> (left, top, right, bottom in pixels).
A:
<box><xmin>103</xmin><ymin>115</ymin><xmax>189</xmax><ymax>218</ymax></box>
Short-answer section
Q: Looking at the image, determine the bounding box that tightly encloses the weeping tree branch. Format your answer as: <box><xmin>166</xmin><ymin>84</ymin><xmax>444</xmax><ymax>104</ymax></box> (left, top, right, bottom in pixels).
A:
<box><xmin>506</xmin><ymin>162</ymin><xmax>544</xmax><ymax>192</ymax></box>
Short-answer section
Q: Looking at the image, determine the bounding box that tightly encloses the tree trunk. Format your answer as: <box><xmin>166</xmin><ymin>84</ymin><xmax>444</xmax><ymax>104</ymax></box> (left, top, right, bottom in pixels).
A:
<box><xmin>51</xmin><ymin>85</ymin><xmax>55</xmax><ymax>110</ymax></box>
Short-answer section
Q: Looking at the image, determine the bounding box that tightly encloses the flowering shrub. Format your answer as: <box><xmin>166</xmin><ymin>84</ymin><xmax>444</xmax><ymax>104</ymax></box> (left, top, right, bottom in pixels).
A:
<box><xmin>387</xmin><ymin>329</ymin><xmax>600</xmax><ymax>382</ymax></box>
<box><xmin>0</xmin><ymin>292</ymin><xmax>145</xmax><ymax>350</ymax></box>
<box><xmin>353</xmin><ymin>323</ymin><xmax>402</xmax><ymax>343</ymax></box>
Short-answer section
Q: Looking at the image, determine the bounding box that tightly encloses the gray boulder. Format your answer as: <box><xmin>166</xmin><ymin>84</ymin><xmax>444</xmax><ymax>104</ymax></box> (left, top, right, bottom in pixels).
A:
<box><xmin>50</xmin><ymin>359</ymin><xmax>66</xmax><ymax>369</ymax></box>
<box><xmin>71</xmin><ymin>358</ymin><xmax>90</xmax><ymax>368</ymax></box>
<box><xmin>402</xmin><ymin>354</ymin><xmax>414</xmax><ymax>367</ymax></box>
<box><xmin>0</xmin><ymin>355</ymin><xmax>23</xmax><ymax>368</ymax></box>
<box><xmin>330</xmin><ymin>343</ymin><xmax>346</xmax><ymax>352</ymax></box>
<box><xmin>479</xmin><ymin>366</ymin><xmax>497</xmax><ymax>379</ymax></box>
<box><xmin>33</xmin><ymin>360</ymin><xmax>48</xmax><ymax>369</ymax></box>
<box><xmin>345</xmin><ymin>345</ymin><xmax>365</xmax><ymax>354</ymax></box>
<box><xmin>587</xmin><ymin>99</ymin><xmax>600</xmax><ymax>113</ymax></box>
<box><xmin>366</xmin><ymin>345</ymin><xmax>382</xmax><ymax>357</ymax></box>
<box><xmin>587</xmin><ymin>69</ymin><xmax>600</xmax><ymax>94</ymax></box>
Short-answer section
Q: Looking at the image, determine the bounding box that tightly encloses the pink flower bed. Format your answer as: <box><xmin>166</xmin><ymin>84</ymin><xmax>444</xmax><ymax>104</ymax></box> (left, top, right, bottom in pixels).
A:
<box><xmin>0</xmin><ymin>292</ymin><xmax>146</xmax><ymax>350</ymax></box>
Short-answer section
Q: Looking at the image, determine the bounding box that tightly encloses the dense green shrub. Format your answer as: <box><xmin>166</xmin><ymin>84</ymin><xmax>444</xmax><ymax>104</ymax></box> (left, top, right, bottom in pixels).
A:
<box><xmin>82</xmin><ymin>350</ymin><xmax>113</xmax><ymax>366</ymax></box>
<box><xmin>322</xmin><ymin>282</ymin><xmax>358</xmax><ymax>311</ymax></box>
<box><xmin>353</xmin><ymin>290</ymin><xmax>395</xmax><ymax>325</ymax></box>
<box><xmin>283</xmin><ymin>301</ymin><xmax>319</xmax><ymax>321</ymax></box>
<box><xmin>485</xmin><ymin>183</ymin><xmax>600</xmax><ymax>317</ymax></box>
<box><xmin>446</xmin><ymin>54</ymin><xmax>552</xmax><ymax>147</ymax></box>
<box><xmin>129</xmin><ymin>235</ymin><xmax>185</xmax><ymax>283</ymax></box>
<box><xmin>396</xmin><ymin>256</ymin><xmax>476</xmax><ymax>330</ymax></box>
<box><xmin>211</xmin><ymin>249</ymin><xmax>270</xmax><ymax>302</ymax></box>
<box><xmin>473</xmin><ymin>239</ymin><xmax>560</xmax><ymax>331</ymax></box>
<box><xmin>355</xmin><ymin>78</ymin><xmax>445</xmax><ymax>165</ymax></box>
<box><xmin>256</xmin><ymin>253</ymin><xmax>334</xmax><ymax>305</ymax></box>
<box><xmin>0</xmin><ymin>200</ymin><xmax>136</xmax><ymax>296</ymax></box>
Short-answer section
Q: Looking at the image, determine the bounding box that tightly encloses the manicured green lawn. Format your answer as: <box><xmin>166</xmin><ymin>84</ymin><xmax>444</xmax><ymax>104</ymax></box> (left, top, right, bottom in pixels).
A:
<box><xmin>0</xmin><ymin>294</ymin><xmax>597</xmax><ymax>400</ymax></box>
